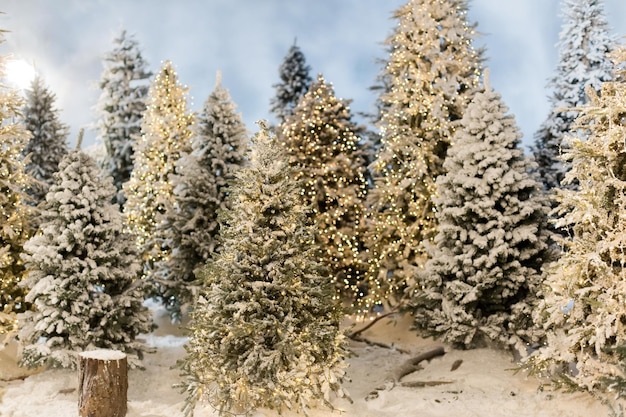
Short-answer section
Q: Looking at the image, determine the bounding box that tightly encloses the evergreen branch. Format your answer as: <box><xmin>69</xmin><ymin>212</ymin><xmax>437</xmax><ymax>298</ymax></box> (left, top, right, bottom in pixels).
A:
<box><xmin>347</xmin><ymin>310</ymin><xmax>398</xmax><ymax>340</ymax></box>
<box><xmin>399</xmin><ymin>380</ymin><xmax>454</xmax><ymax>388</ymax></box>
<box><xmin>351</xmin><ymin>337</ymin><xmax>410</xmax><ymax>355</ymax></box>
<box><xmin>393</xmin><ymin>346</ymin><xmax>446</xmax><ymax>383</ymax></box>
<box><xmin>347</xmin><ymin>310</ymin><xmax>411</xmax><ymax>353</ymax></box>
<box><xmin>365</xmin><ymin>346</ymin><xmax>448</xmax><ymax>400</ymax></box>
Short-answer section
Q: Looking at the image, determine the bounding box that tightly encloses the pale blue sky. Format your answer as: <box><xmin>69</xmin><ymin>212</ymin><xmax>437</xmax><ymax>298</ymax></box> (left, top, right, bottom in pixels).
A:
<box><xmin>1</xmin><ymin>0</ymin><xmax>625</xmax><ymax>151</ymax></box>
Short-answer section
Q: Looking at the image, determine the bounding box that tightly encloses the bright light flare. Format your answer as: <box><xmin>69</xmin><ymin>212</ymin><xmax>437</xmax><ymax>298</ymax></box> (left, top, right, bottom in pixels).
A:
<box><xmin>4</xmin><ymin>59</ymin><xmax>36</xmax><ymax>89</ymax></box>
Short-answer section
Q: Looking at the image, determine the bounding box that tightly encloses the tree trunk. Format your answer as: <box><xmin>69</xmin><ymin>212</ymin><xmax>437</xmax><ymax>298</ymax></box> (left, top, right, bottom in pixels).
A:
<box><xmin>78</xmin><ymin>350</ymin><xmax>128</xmax><ymax>417</ymax></box>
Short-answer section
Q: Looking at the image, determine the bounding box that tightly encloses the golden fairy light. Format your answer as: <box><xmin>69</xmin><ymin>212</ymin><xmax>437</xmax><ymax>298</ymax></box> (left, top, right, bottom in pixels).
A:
<box><xmin>363</xmin><ymin>0</ymin><xmax>483</xmax><ymax>313</ymax></box>
<box><xmin>123</xmin><ymin>60</ymin><xmax>194</xmax><ymax>271</ymax></box>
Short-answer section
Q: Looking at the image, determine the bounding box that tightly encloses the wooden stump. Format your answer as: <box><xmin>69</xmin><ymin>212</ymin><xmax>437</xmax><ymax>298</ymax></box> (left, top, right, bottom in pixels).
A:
<box><xmin>78</xmin><ymin>350</ymin><xmax>128</xmax><ymax>417</ymax></box>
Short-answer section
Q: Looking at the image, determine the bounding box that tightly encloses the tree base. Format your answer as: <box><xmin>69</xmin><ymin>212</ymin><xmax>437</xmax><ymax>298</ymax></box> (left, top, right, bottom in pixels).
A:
<box><xmin>78</xmin><ymin>350</ymin><xmax>128</xmax><ymax>417</ymax></box>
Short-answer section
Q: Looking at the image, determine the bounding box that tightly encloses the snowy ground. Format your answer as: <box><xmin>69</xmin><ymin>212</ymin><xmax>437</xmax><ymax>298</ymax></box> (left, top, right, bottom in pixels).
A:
<box><xmin>0</xmin><ymin>302</ymin><xmax>612</xmax><ymax>417</ymax></box>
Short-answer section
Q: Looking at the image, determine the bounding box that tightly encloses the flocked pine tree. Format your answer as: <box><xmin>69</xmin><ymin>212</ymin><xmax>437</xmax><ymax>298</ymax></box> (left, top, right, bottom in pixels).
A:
<box><xmin>270</xmin><ymin>42</ymin><xmax>313</xmax><ymax>126</ymax></box>
<box><xmin>0</xmin><ymin>49</ymin><xmax>36</xmax><ymax>334</ymax></box>
<box><xmin>365</xmin><ymin>0</ymin><xmax>483</xmax><ymax>310</ymax></box>
<box><xmin>532</xmin><ymin>0</ymin><xmax>615</xmax><ymax>191</ymax></box>
<box><xmin>95</xmin><ymin>29</ymin><xmax>151</xmax><ymax>206</ymax></box>
<box><xmin>280</xmin><ymin>74</ymin><xmax>370</xmax><ymax>312</ymax></box>
<box><xmin>22</xmin><ymin>75</ymin><xmax>69</xmax><ymax>207</ymax></box>
<box><xmin>123</xmin><ymin>60</ymin><xmax>194</xmax><ymax>291</ymax></box>
<box><xmin>179</xmin><ymin>121</ymin><xmax>348</xmax><ymax>417</ymax></box>
<box><xmin>526</xmin><ymin>47</ymin><xmax>626</xmax><ymax>397</ymax></box>
<box><xmin>412</xmin><ymin>73</ymin><xmax>554</xmax><ymax>353</ymax></box>
<box><xmin>156</xmin><ymin>72</ymin><xmax>247</xmax><ymax>320</ymax></box>
<box><xmin>18</xmin><ymin>139</ymin><xmax>153</xmax><ymax>369</ymax></box>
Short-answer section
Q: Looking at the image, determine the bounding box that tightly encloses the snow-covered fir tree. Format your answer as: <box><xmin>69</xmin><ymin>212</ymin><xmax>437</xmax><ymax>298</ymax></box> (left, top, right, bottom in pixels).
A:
<box><xmin>18</xmin><ymin>142</ymin><xmax>153</xmax><ymax>369</ymax></box>
<box><xmin>412</xmin><ymin>73</ymin><xmax>554</xmax><ymax>353</ymax></box>
<box><xmin>156</xmin><ymin>72</ymin><xmax>247</xmax><ymax>320</ymax></box>
<box><xmin>526</xmin><ymin>47</ymin><xmax>626</xmax><ymax>397</ymax></box>
<box><xmin>269</xmin><ymin>42</ymin><xmax>313</xmax><ymax>125</ymax></box>
<box><xmin>179</xmin><ymin>121</ymin><xmax>348</xmax><ymax>417</ymax></box>
<box><xmin>123</xmin><ymin>60</ymin><xmax>194</xmax><ymax>290</ymax></box>
<box><xmin>365</xmin><ymin>0</ymin><xmax>483</xmax><ymax>310</ymax></box>
<box><xmin>95</xmin><ymin>29</ymin><xmax>151</xmax><ymax>206</ymax></box>
<box><xmin>532</xmin><ymin>0</ymin><xmax>615</xmax><ymax>191</ymax></box>
<box><xmin>21</xmin><ymin>75</ymin><xmax>69</xmax><ymax>207</ymax></box>
<box><xmin>0</xmin><ymin>51</ymin><xmax>36</xmax><ymax>334</ymax></box>
<box><xmin>280</xmin><ymin>73</ymin><xmax>369</xmax><ymax>312</ymax></box>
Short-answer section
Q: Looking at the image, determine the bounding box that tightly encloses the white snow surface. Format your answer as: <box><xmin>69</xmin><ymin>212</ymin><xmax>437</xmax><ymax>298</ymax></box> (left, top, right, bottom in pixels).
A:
<box><xmin>78</xmin><ymin>349</ymin><xmax>127</xmax><ymax>361</ymax></box>
<box><xmin>0</xmin><ymin>302</ymin><xmax>609</xmax><ymax>417</ymax></box>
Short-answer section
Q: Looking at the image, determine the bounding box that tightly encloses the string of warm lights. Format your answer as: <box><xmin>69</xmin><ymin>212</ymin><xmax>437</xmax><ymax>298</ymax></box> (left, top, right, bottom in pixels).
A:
<box><xmin>364</xmin><ymin>0</ymin><xmax>482</xmax><ymax>314</ymax></box>
<box><xmin>0</xmin><ymin>73</ymin><xmax>36</xmax><ymax>334</ymax></box>
<box><xmin>279</xmin><ymin>74</ymin><xmax>371</xmax><ymax>314</ymax></box>
<box><xmin>123</xmin><ymin>60</ymin><xmax>194</xmax><ymax>274</ymax></box>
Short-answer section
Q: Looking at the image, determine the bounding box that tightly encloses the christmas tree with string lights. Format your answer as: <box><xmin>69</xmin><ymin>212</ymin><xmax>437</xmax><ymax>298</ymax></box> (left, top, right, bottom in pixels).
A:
<box><xmin>270</xmin><ymin>42</ymin><xmax>313</xmax><ymax>125</ymax></box>
<box><xmin>179</xmin><ymin>122</ymin><xmax>348</xmax><ymax>417</ymax></box>
<box><xmin>123</xmin><ymin>60</ymin><xmax>194</xmax><ymax>291</ymax></box>
<box><xmin>95</xmin><ymin>29</ymin><xmax>151</xmax><ymax>206</ymax></box>
<box><xmin>412</xmin><ymin>73</ymin><xmax>554</xmax><ymax>353</ymax></box>
<box><xmin>156</xmin><ymin>72</ymin><xmax>247</xmax><ymax>320</ymax></box>
<box><xmin>365</xmin><ymin>0</ymin><xmax>484</xmax><ymax>310</ymax></box>
<box><xmin>532</xmin><ymin>0</ymin><xmax>615</xmax><ymax>191</ymax></box>
<box><xmin>0</xmin><ymin>48</ymin><xmax>36</xmax><ymax>335</ymax></box>
<box><xmin>22</xmin><ymin>75</ymin><xmax>69</xmax><ymax>207</ymax></box>
<box><xmin>525</xmin><ymin>47</ymin><xmax>626</xmax><ymax>399</ymax></box>
<box><xmin>18</xmin><ymin>135</ymin><xmax>153</xmax><ymax>369</ymax></box>
<box><xmin>280</xmin><ymin>73</ymin><xmax>369</xmax><ymax>312</ymax></box>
